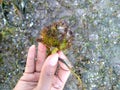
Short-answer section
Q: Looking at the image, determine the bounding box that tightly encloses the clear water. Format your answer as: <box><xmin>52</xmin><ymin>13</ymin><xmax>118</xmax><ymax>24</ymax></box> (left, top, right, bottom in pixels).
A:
<box><xmin>0</xmin><ymin>0</ymin><xmax>120</xmax><ymax>90</ymax></box>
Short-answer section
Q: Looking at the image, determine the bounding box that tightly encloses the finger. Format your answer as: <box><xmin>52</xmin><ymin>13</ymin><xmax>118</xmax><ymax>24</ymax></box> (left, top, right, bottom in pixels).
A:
<box><xmin>57</xmin><ymin>51</ymin><xmax>70</xmax><ymax>88</ymax></box>
<box><xmin>37</xmin><ymin>54</ymin><xmax>58</xmax><ymax>90</ymax></box>
<box><xmin>25</xmin><ymin>45</ymin><xmax>36</xmax><ymax>73</ymax></box>
<box><xmin>36</xmin><ymin>42</ymin><xmax>46</xmax><ymax>72</ymax></box>
<box><xmin>58</xmin><ymin>51</ymin><xmax>72</xmax><ymax>70</ymax></box>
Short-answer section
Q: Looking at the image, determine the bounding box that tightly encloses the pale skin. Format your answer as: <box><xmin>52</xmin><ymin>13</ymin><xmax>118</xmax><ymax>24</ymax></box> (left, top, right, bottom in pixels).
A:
<box><xmin>14</xmin><ymin>43</ymin><xmax>70</xmax><ymax>90</ymax></box>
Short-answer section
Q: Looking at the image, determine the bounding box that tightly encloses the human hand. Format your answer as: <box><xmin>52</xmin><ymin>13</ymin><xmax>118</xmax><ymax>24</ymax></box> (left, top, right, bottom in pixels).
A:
<box><xmin>14</xmin><ymin>43</ymin><xmax>70</xmax><ymax>90</ymax></box>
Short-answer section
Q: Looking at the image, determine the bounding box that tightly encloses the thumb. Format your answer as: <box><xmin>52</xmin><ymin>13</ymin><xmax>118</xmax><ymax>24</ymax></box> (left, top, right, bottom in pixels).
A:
<box><xmin>36</xmin><ymin>53</ymin><xmax>58</xmax><ymax>90</ymax></box>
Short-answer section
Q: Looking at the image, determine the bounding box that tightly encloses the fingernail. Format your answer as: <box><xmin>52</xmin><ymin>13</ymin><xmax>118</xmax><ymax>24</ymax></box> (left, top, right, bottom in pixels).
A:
<box><xmin>58</xmin><ymin>51</ymin><xmax>62</xmax><ymax>54</ymax></box>
<box><xmin>49</xmin><ymin>54</ymin><xmax>58</xmax><ymax>66</ymax></box>
<box><xmin>39</xmin><ymin>43</ymin><xmax>46</xmax><ymax>48</ymax></box>
<box><xmin>58</xmin><ymin>51</ymin><xmax>64</xmax><ymax>56</ymax></box>
<box><xmin>31</xmin><ymin>45</ymin><xmax>35</xmax><ymax>48</ymax></box>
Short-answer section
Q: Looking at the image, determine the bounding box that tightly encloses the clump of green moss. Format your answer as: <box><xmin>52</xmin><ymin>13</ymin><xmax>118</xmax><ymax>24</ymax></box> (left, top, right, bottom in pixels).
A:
<box><xmin>37</xmin><ymin>20</ymin><xmax>74</xmax><ymax>54</ymax></box>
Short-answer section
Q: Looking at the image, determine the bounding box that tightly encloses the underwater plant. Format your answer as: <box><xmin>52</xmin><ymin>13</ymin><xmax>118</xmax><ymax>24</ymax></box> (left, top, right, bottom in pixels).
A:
<box><xmin>37</xmin><ymin>20</ymin><xmax>82</xmax><ymax>87</ymax></box>
<box><xmin>37</xmin><ymin>20</ymin><xmax>74</xmax><ymax>54</ymax></box>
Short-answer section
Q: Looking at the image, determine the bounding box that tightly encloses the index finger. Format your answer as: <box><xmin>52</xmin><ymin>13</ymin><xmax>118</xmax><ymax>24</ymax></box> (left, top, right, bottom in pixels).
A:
<box><xmin>35</xmin><ymin>43</ymin><xmax>46</xmax><ymax>72</ymax></box>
